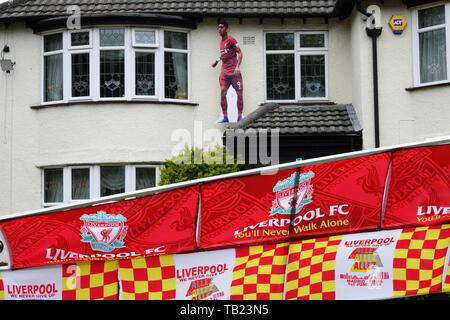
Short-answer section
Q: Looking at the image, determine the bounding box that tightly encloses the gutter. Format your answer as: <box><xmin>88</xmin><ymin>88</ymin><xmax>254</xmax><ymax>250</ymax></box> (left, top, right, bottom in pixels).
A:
<box><xmin>356</xmin><ymin>0</ymin><xmax>382</xmax><ymax>148</ymax></box>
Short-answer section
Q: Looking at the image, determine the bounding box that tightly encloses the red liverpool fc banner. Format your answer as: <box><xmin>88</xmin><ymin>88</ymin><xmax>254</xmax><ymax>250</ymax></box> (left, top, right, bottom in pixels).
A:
<box><xmin>383</xmin><ymin>144</ymin><xmax>450</xmax><ymax>229</ymax></box>
<box><xmin>199</xmin><ymin>153</ymin><xmax>391</xmax><ymax>249</ymax></box>
<box><xmin>0</xmin><ymin>186</ymin><xmax>199</xmax><ymax>269</ymax></box>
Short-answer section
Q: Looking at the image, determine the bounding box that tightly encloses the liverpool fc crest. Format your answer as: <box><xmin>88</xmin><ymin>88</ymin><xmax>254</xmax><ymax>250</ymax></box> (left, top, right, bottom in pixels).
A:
<box><xmin>80</xmin><ymin>211</ymin><xmax>128</xmax><ymax>252</ymax></box>
<box><xmin>270</xmin><ymin>171</ymin><xmax>314</xmax><ymax>215</ymax></box>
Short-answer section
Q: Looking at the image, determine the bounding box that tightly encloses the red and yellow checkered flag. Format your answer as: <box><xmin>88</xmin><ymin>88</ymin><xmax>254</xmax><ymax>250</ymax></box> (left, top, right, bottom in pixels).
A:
<box><xmin>62</xmin><ymin>260</ymin><xmax>119</xmax><ymax>300</ymax></box>
<box><xmin>285</xmin><ymin>235</ymin><xmax>342</xmax><ymax>300</ymax></box>
<box><xmin>230</xmin><ymin>243</ymin><xmax>289</xmax><ymax>300</ymax></box>
<box><xmin>393</xmin><ymin>224</ymin><xmax>450</xmax><ymax>297</ymax></box>
<box><xmin>119</xmin><ymin>255</ymin><xmax>176</xmax><ymax>300</ymax></box>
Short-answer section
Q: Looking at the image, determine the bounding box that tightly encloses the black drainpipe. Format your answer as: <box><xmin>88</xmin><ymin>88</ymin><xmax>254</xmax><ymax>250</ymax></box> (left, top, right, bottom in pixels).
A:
<box><xmin>356</xmin><ymin>1</ymin><xmax>382</xmax><ymax>148</ymax></box>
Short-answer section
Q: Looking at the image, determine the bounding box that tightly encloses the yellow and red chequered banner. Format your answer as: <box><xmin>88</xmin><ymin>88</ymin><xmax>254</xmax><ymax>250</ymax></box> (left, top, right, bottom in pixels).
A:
<box><xmin>118</xmin><ymin>255</ymin><xmax>176</xmax><ymax>300</ymax></box>
<box><xmin>230</xmin><ymin>243</ymin><xmax>288</xmax><ymax>300</ymax></box>
<box><xmin>62</xmin><ymin>260</ymin><xmax>119</xmax><ymax>300</ymax></box>
<box><xmin>393</xmin><ymin>224</ymin><xmax>450</xmax><ymax>297</ymax></box>
<box><xmin>285</xmin><ymin>235</ymin><xmax>342</xmax><ymax>300</ymax></box>
<box><xmin>0</xmin><ymin>260</ymin><xmax>119</xmax><ymax>300</ymax></box>
<box><xmin>119</xmin><ymin>243</ymin><xmax>289</xmax><ymax>300</ymax></box>
<box><xmin>285</xmin><ymin>224</ymin><xmax>450</xmax><ymax>300</ymax></box>
<box><xmin>1</xmin><ymin>225</ymin><xmax>449</xmax><ymax>300</ymax></box>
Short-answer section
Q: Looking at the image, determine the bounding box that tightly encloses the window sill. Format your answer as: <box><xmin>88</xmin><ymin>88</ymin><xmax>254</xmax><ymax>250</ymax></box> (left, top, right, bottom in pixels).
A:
<box><xmin>31</xmin><ymin>99</ymin><xmax>199</xmax><ymax>109</ymax></box>
<box><xmin>405</xmin><ymin>81</ymin><xmax>450</xmax><ymax>91</ymax></box>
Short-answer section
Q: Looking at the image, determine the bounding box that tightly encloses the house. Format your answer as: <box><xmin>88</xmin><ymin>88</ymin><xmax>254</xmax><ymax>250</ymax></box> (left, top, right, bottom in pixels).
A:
<box><xmin>0</xmin><ymin>0</ymin><xmax>449</xmax><ymax>215</ymax></box>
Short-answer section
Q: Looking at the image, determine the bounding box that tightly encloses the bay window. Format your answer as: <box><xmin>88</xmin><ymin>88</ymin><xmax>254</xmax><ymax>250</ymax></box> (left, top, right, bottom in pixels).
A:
<box><xmin>412</xmin><ymin>3</ymin><xmax>450</xmax><ymax>86</ymax></box>
<box><xmin>265</xmin><ymin>31</ymin><xmax>328</xmax><ymax>102</ymax></box>
<box><xmin>42</xmin><ymin>27</ymin><xmax>190</xmax><ymax>104</ymax></box>
<box><xmin>42</xmin><ymin>164</ymin><xmax>160</xmax><ymax>207</ymax></box>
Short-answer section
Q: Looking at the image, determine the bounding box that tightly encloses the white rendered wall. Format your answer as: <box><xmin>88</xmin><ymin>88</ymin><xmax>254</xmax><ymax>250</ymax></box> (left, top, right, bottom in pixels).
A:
<box><xmin>351</xmin><ymin>0</ymin><xmax>450</xmax><ymax>149</ymax></box>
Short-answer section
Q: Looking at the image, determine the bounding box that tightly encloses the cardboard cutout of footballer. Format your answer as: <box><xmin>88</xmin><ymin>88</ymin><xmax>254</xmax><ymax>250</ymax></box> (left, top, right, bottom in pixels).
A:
<box><xmin>212</xmin><ymin>21</ymin><xmax>244</xmax><ymax>123</ymax></box>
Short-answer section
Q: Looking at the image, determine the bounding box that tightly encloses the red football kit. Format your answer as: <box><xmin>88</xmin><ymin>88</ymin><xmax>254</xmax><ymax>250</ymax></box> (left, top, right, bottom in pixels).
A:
<box><xmin>219</xmin><ymin>35</ymin><xmax>243</xmax><ymax>117</ymax></box>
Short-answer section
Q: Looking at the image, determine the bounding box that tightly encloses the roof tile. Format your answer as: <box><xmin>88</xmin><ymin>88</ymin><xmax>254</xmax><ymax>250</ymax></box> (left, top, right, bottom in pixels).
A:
<box><xmin>227</xmin><ymin>103</ymin><xmax>362</xmax><ymax>135</ymax></box>
<box><xmin>0</xmin><ymin>0</ymin><xmax>339</xmax><ymax>19</ymax></box>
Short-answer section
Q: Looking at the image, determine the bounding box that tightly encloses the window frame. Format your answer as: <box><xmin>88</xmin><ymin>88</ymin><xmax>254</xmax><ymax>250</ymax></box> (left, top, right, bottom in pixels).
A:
<box><xmin>42</xmin><ymin>30</ymin><xmax>66</xmax><ymax>105</ymax></box>
<box><xmin>162</xmin><ymin>29</ymin><xmax>191</xmax><ymax>102</ymax></box>
<box><xmin>68</xmin><ymin>166</ymin><xmax>93</xmax><ymax>202</ymax></box>
<box><xmin>264</xmin><ymin>30</ymin><xmax>329</xmax><ymax>103</ymax></box>
<box><xmin>68</xmin><ymin>29</ymin><xmax>93</xmax><ymax>50</ymax></box>
<box><xmin>42</xmin><ymin>164</ymin><xmax>161</xmax><ymax>207</ymax></box>
<box><xmin>411</xmin><ymin>2</ymin><xmax>450</xmax><ymax>87</ymax></box>
<box><xmin>132</xmin><ymin>28</ymin><xmax>159</xmax><ymax>48</ymax></box>
<box><xmin>68</xmin><ymin>49</ymin><xmax>93</xmax><ymax>100</ymax></box>
<box><xmin>41</xmin><ymin>27</ymin><xmax>191</xmax><ymax>105</ymax></box>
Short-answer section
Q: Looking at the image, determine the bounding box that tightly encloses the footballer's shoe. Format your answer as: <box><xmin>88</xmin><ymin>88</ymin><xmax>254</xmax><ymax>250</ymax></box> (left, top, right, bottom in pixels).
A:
<box><xmin>217</xmin><ymin>116</ymin><xmax>229</xmax><ymax>123</ymax></box>
<box><xmin>237</xmin><ymin>115</ymin><xmax>245</xmax><ymax>121</ymax></box>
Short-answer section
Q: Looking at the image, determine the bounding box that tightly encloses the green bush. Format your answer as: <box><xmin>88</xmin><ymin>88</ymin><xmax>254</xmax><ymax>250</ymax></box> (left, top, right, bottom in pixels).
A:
<box><xmin>159</xmin><ymin>145</ymin><xmax>244</xmax><ymax>186</ymax></box>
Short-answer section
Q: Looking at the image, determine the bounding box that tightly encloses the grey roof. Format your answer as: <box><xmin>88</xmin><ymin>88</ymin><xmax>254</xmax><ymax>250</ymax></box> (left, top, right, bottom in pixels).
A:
<box><xmin>0</xmin><ymin>0</ymin><xmax>343</xmax><ymax>21</ymax></box>
<box><xmin>226</xmin><ymin>103</ymin><xmax>362</xmax><ymax>135</ymax></box>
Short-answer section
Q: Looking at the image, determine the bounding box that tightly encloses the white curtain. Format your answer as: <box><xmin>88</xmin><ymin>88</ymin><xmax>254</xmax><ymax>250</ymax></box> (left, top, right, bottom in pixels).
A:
<box><xmin>44</xmin><ymin>54</ymin><xmax>63</xmax><ymax>101</ymax></box>
<box><xmin>101</xmin><ymin>167</ymin><xmax>125</xmax><ymax>196</ymax></box>
<box><xmin>419</xmin><ymin>28</ymin><xmax>447</xmax><ymax>83</ymax></box>
<box><xmin>44</xmin><ymin>169</ymin><xmax>63</xmax><ymax>203</ymax></box>
<box><xmin>171</xmin><ymin>52</ymin><xmax>188</xmax><ymax>99</ymax></box>
<box><xmin>72</xmin><ymin>169</ymin><xmax>90</xmax><ymax>200</ymax></box>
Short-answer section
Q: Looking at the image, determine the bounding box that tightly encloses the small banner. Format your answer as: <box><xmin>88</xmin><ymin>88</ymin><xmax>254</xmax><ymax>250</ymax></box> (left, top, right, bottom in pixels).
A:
<box><xmin>119</xmin><ymin>243</ymin><xmax>289</xmax><ymax>300</ymax></box>
<box><xmin>383</xmin><ymin>144</ymin><xmax>450</xmax><ymax>229</ymax></box>
<box><xmin>0</xmin><ymin>265</ymin><xmax>63</xmax><ymax>300</ymax></box>
<box><xmin>0</xmin><ymin>186</ymin><xmax>199</xmax><ymax>269</ymax></box>
<box><xmin>285</xmin><ymin>224</ymin><xmax>450</xmax><ymax>300</ymax></box>
<box><xmin>0</xmin><ymin>260</ymin><xmax>119</xmax><ymax>300</ymax></box>
<box><xmin>200</xmin><ymin>153</ymin><xmax>390</xmax><ymax>250</ymax></box>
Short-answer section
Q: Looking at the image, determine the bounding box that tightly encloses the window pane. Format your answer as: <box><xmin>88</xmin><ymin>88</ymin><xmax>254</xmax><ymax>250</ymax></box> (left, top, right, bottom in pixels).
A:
<box><xmin>265</xmin><ymin>33</ymin><xmax>294</xmax><ymax>50</ymax></box>
<box><xmin>44</xmin><ymin>54</ymin><xmax>63</xmax><ymax>102</ymax></box>
<box><xmin>100</xmin><ymin>50</ymin><xmax>125</xmax><ymax>98</ymax></box>
<box><xmin>71</xmin><ymin>31</ymin><xmax>90</xmax><ymax>47</ymax></box>
<box><xmin>300</xmin><ymin>34</ymin><xmax>325</xmax><ymax>48</ymax></box>
<box><xmin>72</xmin><ymin>168</ymin><xmax>90</xmax><ymax>200</ymax></box>
<box><xmin>101</xmin><ymin>166</ymin><xmax>125</xmax><ymax>196</ymax></box>
<box><xmin>44</xmin><ymin>33</ymin><xmax>62</xmax><ymax>52</ymax></box>
<box><xmin>266</xmin><ymin>54</ymin><xmax>295</xmax><ymax>100</ymax></box>
<box><xmin>44</xmin><ymin>169</ymin><xmax>63</xmax><ymax>203</ymax></box>
<box><xmin>135</xmin><ymin>52</ymin><xmax>155</xmax><ymax>96</ymax></box>
<box><xmin>72</xmin><ymin>53</ymin><xmax>90</xmax><ymax>97</ymax></box>
<box><xmin>100</xmin><ymin>29</ymin><xmax>125</xmax><ymax>47</ymax></box>
<box><xmin>164</xmin><ymin>31</ymin><xmax>187</xmax><ymax>49</ymax></box>
<box><xmin>164</xmin><ymin>52</ymin><xmax>188</xmax><ymax>99</ymax></box>
<box><xmin>134</xmin><ymin>30</ymin><xmax>156</xmax><ymax>46</ymax></box>
<box><xmin>301</xmin><ymin>55</ymin><xmax>326</xmax><ymax>98</ymax></box>
<box><xmin>136</xmin><ymin>167</ymin><xmax>156</xmax><ymax>190</ymax></box>
<box><xmin>418</xmin><ymin>5</ymin><xmax>445</xmax><ymax>29</ymax></box>
<box><xmin>419</xmin><ymin>29</ymin><xmax>447</xmax><ymax>83</ymax></box>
